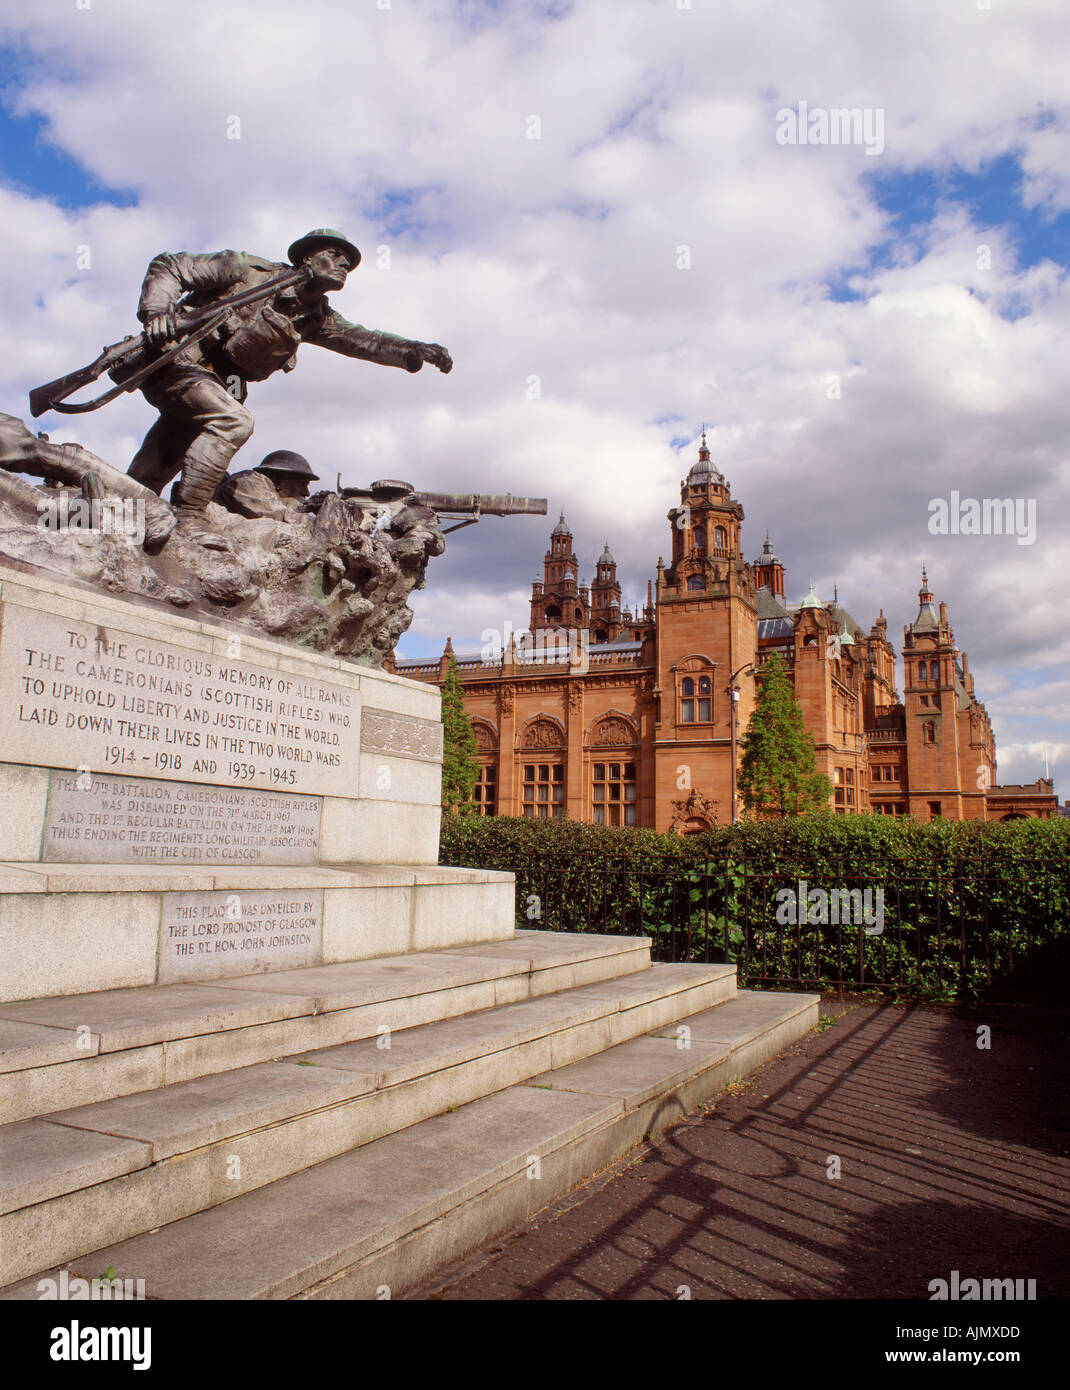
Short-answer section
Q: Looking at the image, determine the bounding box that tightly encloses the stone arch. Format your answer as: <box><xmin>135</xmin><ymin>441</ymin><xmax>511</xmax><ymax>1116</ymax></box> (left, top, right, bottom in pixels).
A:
<box><xmin>517</xmin><ymin>715</ymin><xmax>566</xmax><ymax>750</ymax></box>
<box><xmin>470</xmin><ymin>718</ymin><xmax>498</xmax><ymax>752</ymax></box>
<box><xmin>671</xmin><ymin>654</ymin><xmax>716</xmax><ymax>674</ymax></box>
<box><xmin>586</xmin><ymin>711</ymin><xmax>639</xmax><ymax>747</ymax></box>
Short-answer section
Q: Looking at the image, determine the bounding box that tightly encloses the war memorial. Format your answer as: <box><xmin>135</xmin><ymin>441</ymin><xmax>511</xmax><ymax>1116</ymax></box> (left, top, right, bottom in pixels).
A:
<box><xmin>0</xmin><ymin>229</ymin><xmax>816</xmax><ymax>1302</ymax></box>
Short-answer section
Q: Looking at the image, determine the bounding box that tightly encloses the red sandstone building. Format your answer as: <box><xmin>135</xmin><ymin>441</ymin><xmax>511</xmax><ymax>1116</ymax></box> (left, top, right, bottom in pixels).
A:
<box><xmin>394</xmin><ymin>436</ymin><xmax>1057</xmax><ymax>829</ymax></box>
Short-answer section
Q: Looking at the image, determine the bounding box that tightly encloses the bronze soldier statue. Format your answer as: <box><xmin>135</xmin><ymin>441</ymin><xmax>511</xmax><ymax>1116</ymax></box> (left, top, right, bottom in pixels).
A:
<box><xmin>214</xmin><ymin>449</ymin><xmax>320</xmax><ymax>522</ymax></box>
<box><xmin>122</xmin><ymin>228</ymin><xmax>452</xmax><ymax>545</ymax></box>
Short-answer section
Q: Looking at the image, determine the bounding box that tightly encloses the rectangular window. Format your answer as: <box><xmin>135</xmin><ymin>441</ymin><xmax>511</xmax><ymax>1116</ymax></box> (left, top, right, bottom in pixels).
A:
<box><xmin>592</xmin><ymin>761</ymin><xmax>637</xmax><ymax>826</ymax></box>
<box><xmin>471</xmin><ymin>764</ymin><xmax>496</xmax><ymax>815</ymax></box>
<box><xmin>929</xmin><ymin>801</ymin><xmax>942</xmax><ymax>819</ymax></box>
<box><xmin>523</xmin><ymin>762</ymin><xmax>563</xmax><ymax>814</ymax></box>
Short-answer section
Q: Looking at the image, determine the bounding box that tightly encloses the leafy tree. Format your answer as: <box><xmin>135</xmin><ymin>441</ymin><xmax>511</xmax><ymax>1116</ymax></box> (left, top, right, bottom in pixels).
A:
<box><xmin>737</xmin><ymin>652</ymin><xmax>832</xmax><ymax>817</ymax></box>
<box><xmin>440</xmin><ymin>654</ymin><xmax>480</xmax><ymax>814</ymax></box>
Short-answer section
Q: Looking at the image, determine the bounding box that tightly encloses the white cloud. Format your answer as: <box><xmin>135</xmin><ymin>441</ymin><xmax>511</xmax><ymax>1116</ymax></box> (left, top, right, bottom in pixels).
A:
<box><xmin>0</xmin><ymin>0</ymin><xmax>1067</xmax><ymax>795</ymax></box>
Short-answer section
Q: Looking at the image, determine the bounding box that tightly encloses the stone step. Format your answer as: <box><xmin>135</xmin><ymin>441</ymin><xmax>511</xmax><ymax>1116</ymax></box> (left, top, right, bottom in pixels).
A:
<box><xmin>0</xmin><ymin>930</ymin><xmax>652</xmax><ymax>1124</ymax></box>
<box><xmin>0</xmin><ymin>990</ymin><xmax>818</xmax><ymax>1301</ymax></box>
<box><xmin>0</xmin><ymin>959</ymin><xmax>736</xmax><ymax>1286</ymax></box>
<box><xmin>0</xmin><ymin>860</ymin><xmax>518</xmax><ymax>1004</ymax></box>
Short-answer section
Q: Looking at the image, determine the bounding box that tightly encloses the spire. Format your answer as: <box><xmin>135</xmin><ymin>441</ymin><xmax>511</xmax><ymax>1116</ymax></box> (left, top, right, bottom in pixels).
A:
<box><xmin>838</xmin><ymin>620</ymin><xmax>854</xmax><ymax>647</ymax></box>
<box><xmin>912</xmin><ymin>568</ymin><xmax>939</xmax><ymax>634</ymax></box>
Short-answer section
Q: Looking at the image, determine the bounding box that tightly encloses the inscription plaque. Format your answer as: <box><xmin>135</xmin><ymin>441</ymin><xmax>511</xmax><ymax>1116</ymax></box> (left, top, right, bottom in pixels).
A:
<box><xmin>158</xmin><ymin>888</ymin><xmax>323</xmax><ymax>983</ymax></box>
<box><xmin>42</xmin><ymin>771</ymin><xmax>321</xmax><ymax>865</ymax></box>
<box><xmin>0</xmin><ymin>605</ymin><xmax>360</xmax><ymax>797</ymax></box>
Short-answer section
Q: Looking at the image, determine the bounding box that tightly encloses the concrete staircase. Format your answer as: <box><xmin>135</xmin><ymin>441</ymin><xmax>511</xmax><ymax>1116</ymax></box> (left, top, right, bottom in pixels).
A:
<box><xmin>0</xmin><ymin>930</ymin><xmax>818</xmax><ymax>1299</ymax></box>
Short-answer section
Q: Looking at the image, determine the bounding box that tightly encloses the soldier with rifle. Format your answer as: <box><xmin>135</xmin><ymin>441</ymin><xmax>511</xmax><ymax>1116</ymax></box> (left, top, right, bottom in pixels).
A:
<box><xmin>30</xmin><ymin>228</ymin><xmax>452</xmax><ymax>549</ymax></box>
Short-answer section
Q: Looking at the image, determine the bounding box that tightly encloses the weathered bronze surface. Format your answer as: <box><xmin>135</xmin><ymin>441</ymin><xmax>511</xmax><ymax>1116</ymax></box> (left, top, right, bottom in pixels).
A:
<box><xmin>0</xmin><ymin>414</ymin><xmax>545</xmax><ymax>665</ymax></box>
<box><xmin>10</xmin><ymin>229</ymin><xmax>545</xmax><ymax>663</ymax></box>
<box><xmin>31</xmin><ymin>228</ymin><xmax>452</xmax><ymax>549</ymax></box>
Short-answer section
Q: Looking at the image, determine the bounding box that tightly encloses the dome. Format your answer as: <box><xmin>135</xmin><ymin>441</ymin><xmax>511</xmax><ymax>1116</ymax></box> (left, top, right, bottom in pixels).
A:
<box><xmin>599</xmin><ymin>542</ymin><xmax>615</xmax><ymax>564</ymax></box>
<box><xmin>800</xmin><ymin>579</ymin><xmax>822</xmax><ymax>609</ymax></box>
<box><xmin>551</xmin><ymin>512</ymin><xmax>570</xmax><ymax>537</ymax></box>
<box><xmin>687</xmin><ymin>428</ymin><xmax>724</xmax><ymax>485</ymax></box>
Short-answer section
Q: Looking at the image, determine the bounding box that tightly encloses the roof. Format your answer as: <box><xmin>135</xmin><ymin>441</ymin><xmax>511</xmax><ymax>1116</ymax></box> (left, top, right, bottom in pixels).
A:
<box><xmin>756</xmin><ymin>585</ymin><xmax>791</xmax><ymax>620</ymax></box>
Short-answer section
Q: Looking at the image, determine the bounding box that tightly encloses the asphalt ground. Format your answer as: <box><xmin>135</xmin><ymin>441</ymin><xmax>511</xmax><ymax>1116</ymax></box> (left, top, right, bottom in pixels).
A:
<box><xmin>411</xmin><ymin>997</ymin><xmax>1070</xmax><ymax>1302</ymax></box>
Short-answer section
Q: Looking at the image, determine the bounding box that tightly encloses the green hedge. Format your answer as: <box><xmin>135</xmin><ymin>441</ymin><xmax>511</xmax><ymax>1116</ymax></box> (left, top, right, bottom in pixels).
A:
<box><xmin>440</xmin><ymin>813</ymin><xmax>1070</xmax><ymax>1000</ymax></box>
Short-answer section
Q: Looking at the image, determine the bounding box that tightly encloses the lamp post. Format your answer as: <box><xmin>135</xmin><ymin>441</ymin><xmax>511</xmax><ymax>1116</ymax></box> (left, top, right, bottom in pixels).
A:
<box><xmin>727</xmin><ymin>663</ymin><xmax>755</xmax><ymax>825</ymax></box>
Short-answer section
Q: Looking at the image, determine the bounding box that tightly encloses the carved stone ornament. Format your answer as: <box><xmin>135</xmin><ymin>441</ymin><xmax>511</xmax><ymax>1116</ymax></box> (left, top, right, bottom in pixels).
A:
<box><xmin>669</xmin><ymin>788</ymin><xmax>718</xmax><ymax>832</ymax></box>
<box><xmin>360</xmin><ymin>709</ymin><xmax>444</xmax><ymax>762</ymax></box>
<box><xmin>591</xmin><ymin>716</ymin><xmax>635</xmax><ymax>746</ymax></box>
<box><xmin>521</xmin><ymin>718</ymin><xmax>565</xmax><ymax>749</ymax></box>
<box><xmin>472</xmin><ymin>722</ymin><xmax>497</xmax><ymax>751</ymax></box>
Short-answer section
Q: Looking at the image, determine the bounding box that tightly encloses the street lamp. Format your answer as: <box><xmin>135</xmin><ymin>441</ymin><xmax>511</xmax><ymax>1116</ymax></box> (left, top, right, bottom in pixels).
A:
<box><xmin>727</xmin><ymin>663</ymin><xmax>756</xmax><ymax>825</ymax></box>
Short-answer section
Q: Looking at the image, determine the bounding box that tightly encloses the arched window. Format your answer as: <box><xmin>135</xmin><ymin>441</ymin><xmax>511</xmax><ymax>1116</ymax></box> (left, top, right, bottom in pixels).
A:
<box><xmin>693</xmin><ymin>526</ymin><xmax>705</xmax><ymax>550</ymax></box>
<box><xmin>924</xmin><ymin>721</ymin><xmax>935</xmax><ymax>744</ymax></box>
<box><xmin>714</xmin><ymin>526</ymin><xmax>727</xmax><ymax>550</ymax></box>
<box><xmin>681</xmin><ymin>677</ymin><xmax>694</xmax><ymax>723</ymax></box>
<box><xmin>930</xmin><ymin>660</ymin><xmax>939</xmax><ymax>682</ymax></box>
<box><xmin>918</xmin><ymin>660</ymin><xmax>927</xmax><ymax>682</ymax></box>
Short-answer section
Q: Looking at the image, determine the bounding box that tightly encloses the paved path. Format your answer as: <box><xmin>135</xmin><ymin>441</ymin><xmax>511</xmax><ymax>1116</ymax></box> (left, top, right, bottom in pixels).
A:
<box><xmin>413</xmin><ymin>999</ymin><xmax>1070</xmax><ymax>1300</ymax></box>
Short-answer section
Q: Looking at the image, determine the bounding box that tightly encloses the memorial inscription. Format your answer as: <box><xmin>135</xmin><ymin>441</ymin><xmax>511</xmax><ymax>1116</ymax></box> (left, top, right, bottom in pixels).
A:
<box><xmin>43</xmin><ymin>771</ymin><xmax>321</xmax><ymax>865</ymax></box>
<box><xmin>0</xmin><ymin>605</ymin><xmax>361</xmax><ymax>797</ymax></box>
<box><xmin>158</xmin><ymin>888</ymin><xmax>324</xmax><ymax>983</ymax></box>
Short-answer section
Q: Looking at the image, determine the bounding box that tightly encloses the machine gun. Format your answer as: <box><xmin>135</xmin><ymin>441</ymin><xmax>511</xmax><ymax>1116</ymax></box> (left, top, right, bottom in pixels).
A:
<box><xmin>335</xmin><ymin>479</ymin><xmax>547</xmax><ymax>533</ymax></box>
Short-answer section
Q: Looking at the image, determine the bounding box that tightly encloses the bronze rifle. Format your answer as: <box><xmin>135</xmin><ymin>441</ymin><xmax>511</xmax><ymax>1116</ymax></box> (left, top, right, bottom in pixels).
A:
<box><xmin>28</xmin><ymin>265</ymin><xmax>313</xmax><ymax>418</ymax></box>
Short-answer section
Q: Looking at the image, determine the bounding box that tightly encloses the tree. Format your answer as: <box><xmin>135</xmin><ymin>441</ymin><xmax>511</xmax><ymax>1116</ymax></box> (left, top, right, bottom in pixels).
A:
<box><xmin>737</xmin><ymin>652</ymin><xmax>833</xmax><ymax>817</ymax></box>
<box><xmin>440</xmin><ymin>654</ymin><xmax>480</xmax><ymax>814</ymax></box>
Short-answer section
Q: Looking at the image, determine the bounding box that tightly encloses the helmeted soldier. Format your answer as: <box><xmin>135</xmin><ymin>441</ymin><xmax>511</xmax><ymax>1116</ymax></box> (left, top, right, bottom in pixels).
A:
<box><xmin>124</xmin><ymin>228</ymin><xmax>452</xmax><ymax>546</ymax></box>
<box><xmin>214</xmin><ymin>449</ymin><xmax>321</xmax><ymax>522</ymax></box>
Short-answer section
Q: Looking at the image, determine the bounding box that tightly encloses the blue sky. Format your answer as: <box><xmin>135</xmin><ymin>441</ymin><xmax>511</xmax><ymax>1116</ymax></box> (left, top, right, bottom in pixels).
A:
<box><xmin>0</xmin><ymin>0</ymin><xmax>1067</xmax><ymax>791</ymax></box>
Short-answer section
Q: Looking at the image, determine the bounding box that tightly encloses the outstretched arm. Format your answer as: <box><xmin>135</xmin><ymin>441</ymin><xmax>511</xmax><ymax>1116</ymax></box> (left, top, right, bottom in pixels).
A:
<box><xmin>309</xmin><ymin>307</ymin><xmax>452</xmax><ymax>373</ymax></box>
<box><xmin>138</xmin><ymin>250</ymin><xmax>247</xmax><ymax>346</ymax></box>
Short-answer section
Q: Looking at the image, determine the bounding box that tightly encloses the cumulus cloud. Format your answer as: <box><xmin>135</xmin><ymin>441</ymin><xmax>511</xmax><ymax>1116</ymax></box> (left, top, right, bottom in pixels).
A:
<box><xmin>0</xmin><ymin>0</ymin><xmax>1066</xmax><ymax>790</ymax></box>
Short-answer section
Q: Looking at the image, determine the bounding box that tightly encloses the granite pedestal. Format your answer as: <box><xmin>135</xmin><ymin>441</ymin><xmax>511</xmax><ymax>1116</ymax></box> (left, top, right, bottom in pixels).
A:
<box><xmin>0</xmin><ymin>565</ymin><xmax>514</xmax><ymax>1001</ymax></box>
